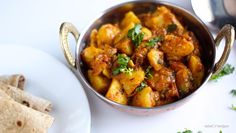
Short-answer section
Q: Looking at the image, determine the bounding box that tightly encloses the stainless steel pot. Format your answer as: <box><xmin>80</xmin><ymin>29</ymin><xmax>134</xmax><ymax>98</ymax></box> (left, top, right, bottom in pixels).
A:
<box><xmin>59</xmin><ymin>0</ymin><xmax>235</xmax><ymax>115</ymax></box>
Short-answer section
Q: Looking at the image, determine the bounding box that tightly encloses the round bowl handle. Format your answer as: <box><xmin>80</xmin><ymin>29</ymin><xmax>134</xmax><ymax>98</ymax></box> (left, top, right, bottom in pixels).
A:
<box><xmin>59</xmin><ymin>22</ymin><xmax>80</xmax><ymax>69</ymax></box>
<box><xmin>213</xmin><ymin>24</ymin><xmax>235</xmax><ymax>74</ymax></box>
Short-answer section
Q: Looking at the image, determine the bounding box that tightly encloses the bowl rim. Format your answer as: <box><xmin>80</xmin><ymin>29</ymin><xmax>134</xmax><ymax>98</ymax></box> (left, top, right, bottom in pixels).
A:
<box><xmin>75</xmin><ymin>0</ymin><xmax>216</xmax><ymax>111</ymax></box>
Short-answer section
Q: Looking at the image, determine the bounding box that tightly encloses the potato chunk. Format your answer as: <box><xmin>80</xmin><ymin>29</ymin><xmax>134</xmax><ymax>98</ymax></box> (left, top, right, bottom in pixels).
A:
<box><xmin>147</xmin><ymin>49</ymin><xmax>164</xmax><ymax>71</ymax></box>
<box><xmin>115</xmin><ymin>38</ymin><xmax>134</xmax><ymax>56</ymax></box>
<box><xmin>132</xmin><ymin>87</ymin><xmax>155</xmax><ymax>107</ymax></box>
<box><xmin>176</xmin><ymin>68</ymin><xmax>193</xmax><ymax>97</ymax></box>
<box><xmin>102</xmin><ymin>68</ymin><xmax>111</xmax><ymax>79</ymax></box>
<box><xmin>115</xmin><ymin>68</ymin><xmax>145</xmax><ymax>96</ymax></box>
<box><xmin>169</xmin><ymin>61</ymin><xmax>187</xmax><ymax>72</ymax></box>
<box><xmin>188</xmin><ymin>55</ymin><xmax>204</xmax><ymax>87</ymax></box>
<box><xmin>105</xmin><ymin>78</ymin><xmax>127</xmax><ymax>105</ymax></box>
<box><xmin>97</xmin><ymin>24</ymin><xmax>120</xmax><ymax>48</ymax></box>
<box><xmin>141</xmin><ymin>27</ymin><xmax>152</xmax><ymax>40</ymax></box>
<box><xmin>114</xmin><ymin>23</ymin><xmax>135</xmax><ymax>44</ymax></box>
<box><xmin>88</xmin><ymin>70</ymin><xmax>110</xmax><ymax>94</ymax></box>
<box><xmin>144</xmin><ymin>6</ymin><xmax>184</xmax><ymax>30</ymax></box>
<box><xmin>166</xmin><ymin>54</ymin><xmax>184</xmax><ymax>62</ymax></box>
<box><xmin>90</xmin><ymin>54</ymin><xmax>110</xmax><ymax>75</ymax></box>
<box><xmin>132</xmin><ymin>45</ymin><xmax>148</xmax><ymax>66</ymax></box>
<box><xmin>146</xmin><ymin>67</ymin><xmax>176</xmax><ymax>92</ymax></box>
<box><xmin>146</xmin><ymin>67</ymin><xmax>179</xmax><ymax>100</ymax></box>
<box><xmin>81</xmin><ymin>46</ymin><xmax>103</xmax><ymax>66</ymax></box>
<box><xmin>161</xmin><ymin>35</ymin><xmax>194</xmax><ymax>56</ymax></box>
<box><xmin>121</xmin><ymin>11</ymin><xmax>141</xmax><ymax>28</ymax></box>
<box><xmin>89</xmin><ymin>29</ymin><xmax>98</xmax><ymax>47</ymax></box>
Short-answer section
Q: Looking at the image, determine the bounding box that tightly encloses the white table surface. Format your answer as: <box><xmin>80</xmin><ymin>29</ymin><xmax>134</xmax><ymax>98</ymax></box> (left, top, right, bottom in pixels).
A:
<box><xmin>1</xmin><ymin>0</ymin><xmax>236</xmax><ymax>133</ymax></box>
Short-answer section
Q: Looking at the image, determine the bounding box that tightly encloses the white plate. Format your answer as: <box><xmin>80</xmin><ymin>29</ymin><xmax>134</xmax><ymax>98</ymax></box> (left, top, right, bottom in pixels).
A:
<box><xmin>0</xmin><ymin>45</ymin><xmax>91</xmax><ymax>133</ymax></box>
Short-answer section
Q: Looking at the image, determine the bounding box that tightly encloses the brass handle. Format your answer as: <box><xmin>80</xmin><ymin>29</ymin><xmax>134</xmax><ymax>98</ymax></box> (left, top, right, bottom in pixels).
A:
<box><xmin>213</xmin><ymin>24</ymin><xmax>235</xmax><ymax>74</ymax></box>
<box><xmin>59</xmin><ymin>22</ymin><xmax>80</xmax><ymax>69</ymax></box>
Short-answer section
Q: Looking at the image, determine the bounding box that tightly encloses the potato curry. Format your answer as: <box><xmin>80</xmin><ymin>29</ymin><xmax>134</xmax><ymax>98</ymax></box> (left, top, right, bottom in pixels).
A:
<box><xmin>81</xmin><ymin>6</ymin><xmax>205</xmax><ymax>108</ymax></box>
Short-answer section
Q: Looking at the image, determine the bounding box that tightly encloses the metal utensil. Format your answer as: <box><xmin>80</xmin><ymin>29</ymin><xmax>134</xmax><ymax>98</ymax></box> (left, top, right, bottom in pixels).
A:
<box><xmin>191</xmin><ymin>0</ymin><xmax>236</xmax><ymax>31</ymax></box>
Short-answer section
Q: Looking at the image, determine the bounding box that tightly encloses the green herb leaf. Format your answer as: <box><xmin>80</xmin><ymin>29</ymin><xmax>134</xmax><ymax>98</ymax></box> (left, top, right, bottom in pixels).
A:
<box><xmin>230</xmin><ymin>89</ymin><xmax>236</xmax><ymax>96</ymax></box>
<box><xmin>177</xmin><ymin>129</ymin><xmax>193</xmax><ymax>133</ymax></box>
<box><xmin>120</xmin><ymin>67</ymin><xmax>133</xmax><ymax>75</ymax></box>
<box><xmin>145</xmin><ymin>66</ymin><xmax>153</xmax><ymax>78</ymax></box>
<box><xmin>135</xmin><ymin>32</ymin><xmax>144</xmax><ymax>46</ymax></box>
<box><xmin>127</xmin><ymin>24</ymin><xmax>144</xmax><ymax>47</ymax></box>
<box><xmin>230</xmin><ymin>104</ymin><xmax>236</xmax><ymax>111</ymax></box>
<box><xmin>146</xmin><ymin>36</ymin><xmax>163</xmax><ymax>47</ymax></box>
<box><xmin>117</xmin><ymin>54</ymin><xmax>130</xmax><ymax>66</ymax></box>
<box><xmin>112</xmin><ymin>67</ymin><xmax>122</xmax><ymax>75</ymax></box>
<box><xmin>112</xmin><ymin>54</ymin><xmax>133</xmax><ymax>75</ymax></box>
<box><xmin>167</xmin><ymin>23</ymin><xmax>177</xmax><ymax>33</ymax></box>
<box><xmin>134</xmin><ymin>24</ymin><xmax>142</xmax><ymax>34</ymax></box>
<box><xmin>136</xmin><ymin>82</ymin><xmax>147</xmax><ymax>92</ymax></box>
<box><xmin>178</xmin><ymin>129</ymin><xmax>222</xmax><ymax>133</ymax></box>
<box><xmin>210</xmin><ymin>64</ymin><xmax>234</xmax><ymax>81</ymax></box>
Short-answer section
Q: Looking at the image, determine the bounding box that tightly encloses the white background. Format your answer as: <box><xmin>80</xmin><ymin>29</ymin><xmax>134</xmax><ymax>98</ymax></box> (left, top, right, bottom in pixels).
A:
<box><xmin>0</xmin><ymin>0</ymin><xmax>236</xmax><ymax>133</ymax></box>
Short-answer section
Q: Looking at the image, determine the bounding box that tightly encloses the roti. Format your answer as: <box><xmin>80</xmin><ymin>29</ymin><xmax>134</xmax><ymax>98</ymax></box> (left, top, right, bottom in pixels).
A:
<box><xmin>0</xmin><ymin>82</ymin><xmax>52</xmax><ymax>113</ymax></box>
<box><xmin>0</xmin><ymin>97</ymin><xmax>54</xmax><ymax>133</ymax></box>
<box><xmin>0</xmin><ymin>74</ymin><xmax>25</xmax><ymax>90</ymax></box>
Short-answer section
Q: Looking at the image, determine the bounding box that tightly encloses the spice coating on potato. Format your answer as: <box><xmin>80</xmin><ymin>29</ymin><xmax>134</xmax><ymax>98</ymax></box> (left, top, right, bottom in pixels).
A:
<box><xmin>176</xmin><ymin>68</ymin><xmax>193</xmax><ymax>97</ymax></box>
<box><xmin>161</xmin><ymin>35</ymin><xmax>194</xmax><ymax>57</ymax></box>
<box><xmin>88</xmin><ymin>70</ymin><xmax>110</xmax><ymax>94</ymax></box>
<box><xmin>132</xmin><ymin>87</ymin><xmax>155</xmax><ymax>108</ymax></box>
<box><xmin>188</xmin><ymin>55</ymin><xmax>205</xmax><ymax>88</ymax></box>
<box><xmin>97</xmin><ymin>24</ymin><xmax>120</xmax><ymax>48</ymax></box>
<box><xmin>106</xmin><ymin>78</ymin><xmax>127</xmax><ymax>105</ymax></box>
<box><xmin>147</xmin><ymin>49</ymin><xmax>164</xmax><ymax>71</ymax></box>
<box><xmin>115</xmin><ymin>68</ymin><xmax>145</xmax><ymax>96</ymax></box>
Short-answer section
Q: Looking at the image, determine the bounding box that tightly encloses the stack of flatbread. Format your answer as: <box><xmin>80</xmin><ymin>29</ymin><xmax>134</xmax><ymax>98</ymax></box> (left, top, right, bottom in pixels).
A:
<box><xmin>0</xmin><ymin>74</ymin><xmax>54</xmax><ymax>133</ymax></box>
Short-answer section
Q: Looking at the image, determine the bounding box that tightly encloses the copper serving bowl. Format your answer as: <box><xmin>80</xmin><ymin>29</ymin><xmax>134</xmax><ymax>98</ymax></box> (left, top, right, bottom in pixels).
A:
<box><xmin>59</xmin><ymin>0</ymin><xmax>235</xmax><ymax>115</ymax></box>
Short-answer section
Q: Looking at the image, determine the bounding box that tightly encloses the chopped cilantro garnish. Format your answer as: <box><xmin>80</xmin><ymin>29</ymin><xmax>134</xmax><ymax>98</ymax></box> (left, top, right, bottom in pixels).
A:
<box><xmin>136</xmin><ymin>82</ymin><xmax>147</xmax><ymax>92</ymax></box>
<box><xmin>112</xmin><ymin>54</ymin><xmax>133</xmax><ymax>75</ymax></box>
<box><xmin>117</xmin><ymin>54</ymin><xmax>130</xmax><ymax>66</ymax></box>
<box><xmin>178</xmin><ymin>129</ymin><xmax>222</xmax><ymax>133</ymax></box>
<box><xmin>119</xmin><ymin>67</ymin><xmax>133</xmax><ymax>75</ymax></box>
<box><xmin>145</xmin><ymin>66</ymin><xmax>153</xmax><ymax>78</ymax></box>
<box><xmin>167</xmin><ymin>23</ymin><xmax>177</xmax><ymax>33</ymax></box>
<box><xmin>146</xmin><ymin>36</ymin><xmax>163</xmax><ymax>47</ymax></box>
<box><xmin>127</xmin><ymin>24</ymin><xmax>144</xmax><ymax>47</ymax></box>
<box><xmin>210</xmin><ymin>64</ymin><xmax>234</xmax><ymax>81</ymax></box>
<box><xmin>230</xmin><ymin>89</ymin><xmax>236</xmax><ymax>96</ymax></box>
<box><xmin>230</xmin><ymin>104</ymin><xmax>236</xmax><ymax>111</ymax></box>
<box><xmin>177</xmin><ymin>129</ymin><xmax>192</xmax><ymax>133</ymax></box>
